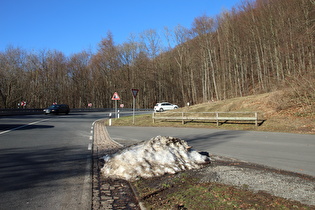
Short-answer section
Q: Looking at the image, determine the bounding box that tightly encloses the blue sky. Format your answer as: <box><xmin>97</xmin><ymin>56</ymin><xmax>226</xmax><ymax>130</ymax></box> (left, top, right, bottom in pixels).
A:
<box><xmin>1</xmin><ymin>0</ymin><xmax>241</xmax><ymax>56</ymax></box>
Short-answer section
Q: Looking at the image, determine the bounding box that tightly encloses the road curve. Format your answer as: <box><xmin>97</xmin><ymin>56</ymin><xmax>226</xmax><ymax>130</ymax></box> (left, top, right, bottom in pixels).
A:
<box><xmin>106</xmin><ymin>126</ymin><xmax>315</xmax><ymax>177</ymax></box>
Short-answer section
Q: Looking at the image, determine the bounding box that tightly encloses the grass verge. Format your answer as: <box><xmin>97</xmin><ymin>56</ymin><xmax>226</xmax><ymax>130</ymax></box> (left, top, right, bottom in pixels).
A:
<box><xmin>131</xmin><ymin>171</ymin><xmax>313</xmax><ymax>209</ymax></box>
<box><xmin>106</xmin><ymin>92</ymin><xmax>314</xmax><ymax>134</ymax></box>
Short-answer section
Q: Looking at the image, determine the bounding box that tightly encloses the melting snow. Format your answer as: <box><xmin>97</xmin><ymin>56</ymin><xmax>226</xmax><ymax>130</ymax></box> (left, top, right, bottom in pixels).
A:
<box><xmin>101</xmin><ymin>136</ymin><xmax>210</xmax><ymax>180</ymax></box>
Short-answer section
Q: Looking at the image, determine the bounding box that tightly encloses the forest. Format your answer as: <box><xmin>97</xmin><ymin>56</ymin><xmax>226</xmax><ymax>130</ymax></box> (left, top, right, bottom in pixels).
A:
<box><xmin>0</xmin><ymin>0</ymin><xmax>314</xmax><ymax>109</ymax></box>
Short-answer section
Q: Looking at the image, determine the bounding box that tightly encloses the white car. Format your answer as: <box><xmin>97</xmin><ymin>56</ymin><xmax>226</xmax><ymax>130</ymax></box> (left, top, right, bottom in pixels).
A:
<box><xmin>154</xmin><ymin>102</ymin><xmax>178</xmax><ymax>112</ymax></box>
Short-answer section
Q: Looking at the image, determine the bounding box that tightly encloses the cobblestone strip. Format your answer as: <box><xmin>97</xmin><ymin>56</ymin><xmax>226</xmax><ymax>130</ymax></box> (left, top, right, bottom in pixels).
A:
<box><xmin>92</xmin><ymin>121</ymin><xmax>141</xmax><ymax>210</ymax></box>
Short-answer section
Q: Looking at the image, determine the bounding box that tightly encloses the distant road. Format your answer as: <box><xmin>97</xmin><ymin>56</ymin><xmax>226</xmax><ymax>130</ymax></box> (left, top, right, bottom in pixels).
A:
<box><xmin>106</xmin><ymin>126</ymin><xmax>315</xmax><ymax>177</ymax></box>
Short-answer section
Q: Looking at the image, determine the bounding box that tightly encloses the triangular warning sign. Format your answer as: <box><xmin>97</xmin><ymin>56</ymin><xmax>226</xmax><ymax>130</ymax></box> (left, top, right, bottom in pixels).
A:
<box><xmin>111</xmin><ymin>92</ymin><xmax>120</xmax><ymax>100</ymax></box>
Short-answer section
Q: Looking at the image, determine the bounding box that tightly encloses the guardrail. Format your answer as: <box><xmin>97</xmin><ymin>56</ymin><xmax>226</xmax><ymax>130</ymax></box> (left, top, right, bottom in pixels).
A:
<box><xmin>152</xmin><ymin>111</ymin><xmax>261</xmax><ymax>126</ymax></box>
<box><xmin>0</xmin><ymin>109</ymin><xmax>45</xmax><ymax>116</ymax></box>
<box><xmin>0</xmin><ymin>108</ymin><xmax>153</xmax><ymax>116</ymax></box>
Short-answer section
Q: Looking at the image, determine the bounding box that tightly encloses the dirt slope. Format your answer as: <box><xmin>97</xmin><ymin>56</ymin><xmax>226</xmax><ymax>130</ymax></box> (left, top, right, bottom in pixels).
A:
<box><xmin>172</xmin><ymin>91</ymin><xmax>315</xmax><ymax>134</ymax></box>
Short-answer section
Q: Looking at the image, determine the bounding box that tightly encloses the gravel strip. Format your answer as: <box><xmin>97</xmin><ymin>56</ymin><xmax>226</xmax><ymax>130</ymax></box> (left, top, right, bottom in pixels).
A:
<box><xmin>197</xmin><ymin>156</ymin><xmax>315</xmax><ymax>206</ymax></box>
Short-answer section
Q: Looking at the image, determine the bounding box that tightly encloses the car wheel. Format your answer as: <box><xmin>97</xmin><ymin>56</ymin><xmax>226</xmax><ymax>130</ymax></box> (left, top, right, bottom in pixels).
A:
<box><xmin>159</xmin><ymin>108</ymin><xmax>164</xmax><ymax>112</ymax></box>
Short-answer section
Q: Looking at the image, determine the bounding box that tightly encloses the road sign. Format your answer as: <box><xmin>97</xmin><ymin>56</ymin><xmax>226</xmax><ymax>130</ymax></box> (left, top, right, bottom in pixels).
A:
<box><xmin>131</xmin><ymin>89</ymin><xmax>139</xmax><ymax>125</ymax></box>
<box><xmin>111</xmin><ymin>92</ymin><xmax>120</xmax><ymax>100</ymax></box>
<box><xmin>131</xmin><ymin>89</ymin><xmax>139</xmax><ymax>98</ymax></box>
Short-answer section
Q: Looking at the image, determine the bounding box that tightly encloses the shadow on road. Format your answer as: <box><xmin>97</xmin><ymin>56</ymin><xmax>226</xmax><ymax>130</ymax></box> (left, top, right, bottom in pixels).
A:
<box><xmin>0</xmin><ymin>146</ymin><xmax>88</xmax><ymax>193</ymax></box>
<box><xmin>0</xmin><ymin>124</ymin><xmax>54</xmax><ymax>131</ymax></box>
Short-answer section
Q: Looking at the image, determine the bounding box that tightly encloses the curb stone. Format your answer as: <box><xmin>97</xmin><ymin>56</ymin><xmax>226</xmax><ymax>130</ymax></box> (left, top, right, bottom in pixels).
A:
<box><xmin>92</xmin><ymin>121</ymin><xmax>141</xmax><ymax>210</ymax></box>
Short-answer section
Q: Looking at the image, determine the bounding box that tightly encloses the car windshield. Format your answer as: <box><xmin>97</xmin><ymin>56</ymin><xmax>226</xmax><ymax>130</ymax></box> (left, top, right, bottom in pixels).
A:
<box><xmin>48</xmin><ymin>105</ymin><xmax>59</xmax><ymax>109</ymax></box>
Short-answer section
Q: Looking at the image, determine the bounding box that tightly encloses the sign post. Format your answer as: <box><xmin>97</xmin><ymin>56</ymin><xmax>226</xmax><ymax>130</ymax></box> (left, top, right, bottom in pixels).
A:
<box><xmin>131</xmin><ymin>89</ymin><xmax>139</xmax><ymax>125</ymax></box>
<box><xmin>111</xmin><ymin>92</ymin><xmax>120</xmax><ymax>118</ymax></box>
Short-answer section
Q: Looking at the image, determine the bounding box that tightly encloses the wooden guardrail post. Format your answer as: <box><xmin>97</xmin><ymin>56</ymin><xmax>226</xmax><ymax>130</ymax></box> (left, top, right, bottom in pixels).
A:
<box><xmin>255</xmin><ymin>112</ymin><xmax>258</xmax><ymax>126</ymax></box>
<box><xmin>182</xmin><ymin>112</ymin><xmax>184</xmax><ymax>124</ymax></box>
<box><xmin>216</xmin><ymin>112</ymin><xmax>219</xmax><ymax>126</ymax></box>
<box><xmin>152</xmin><ymin>112</ymin><xmax>155</xmax><ymax>124</ymax></box>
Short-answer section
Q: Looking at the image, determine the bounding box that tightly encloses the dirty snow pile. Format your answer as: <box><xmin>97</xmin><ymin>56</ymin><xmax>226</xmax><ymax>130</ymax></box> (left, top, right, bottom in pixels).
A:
<box><xmin>101</xmin><ymin>136</ymin><xmax>210</xmax><ymax>180</ymax></box>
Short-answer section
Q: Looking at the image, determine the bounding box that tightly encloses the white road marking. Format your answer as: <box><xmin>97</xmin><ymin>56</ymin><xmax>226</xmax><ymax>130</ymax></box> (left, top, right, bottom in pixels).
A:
<box><xmin>0</xmin><ymin>119</ymin><xmax>50</xmax><ymax>135</ymax></box>
<box><xmin>88</xmin><ymin>143</ymin><xmax>92</xmax><ymax>150</ymax></box>
<box><xmin>81</xmin><ymin>155</ymin><xmax>92</xmax><ymax>209</ymax></box>
<box><xmin>82</xmin><ymin>121</ymin><xmax>96</xmax><ymax>207</ymax></box>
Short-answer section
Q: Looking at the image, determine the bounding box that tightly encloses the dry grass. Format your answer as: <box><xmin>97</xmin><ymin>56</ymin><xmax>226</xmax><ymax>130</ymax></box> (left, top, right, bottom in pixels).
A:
<box><xmin>132</xmin><ymin>171</ymin><xmax>313</xmax><ymax>210</ymax></box>
<box><xmin>109</xmin><ymin>91</ymin><xmax>314</xmax><ymax>134</ymax></box>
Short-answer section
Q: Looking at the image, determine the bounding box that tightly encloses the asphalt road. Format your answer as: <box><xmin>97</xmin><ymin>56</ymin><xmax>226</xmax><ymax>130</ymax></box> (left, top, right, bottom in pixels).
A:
<box><xmin>106</xmin><ymin>126</ymin><xmax>315</xmax><ymax>177</ymax></box>
<box><xmin>1</xmin><ymin>111</ymin><xmax>314</xmax><ymax>209</ymax></box>
<box><xmin>0</xmin><ymin>112</ymin><xmax>110</xmax><ymax>210</ymax></box>
<box><xmin>0</xmin><ymin>111</ymin><xmax>149</xmax><ymax>210</ymax></box>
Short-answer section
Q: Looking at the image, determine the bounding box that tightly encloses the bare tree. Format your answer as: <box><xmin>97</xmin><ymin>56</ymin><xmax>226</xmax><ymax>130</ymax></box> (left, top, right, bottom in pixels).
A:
<box><xmin>0</xmin><ymin>47</ymin><xmax>27</xmax><ymax>108</ymax></box>
<box><xmin>68</xmin><ymin>51</ymin><xmax>92</xmax><ymax>108</ymax></box>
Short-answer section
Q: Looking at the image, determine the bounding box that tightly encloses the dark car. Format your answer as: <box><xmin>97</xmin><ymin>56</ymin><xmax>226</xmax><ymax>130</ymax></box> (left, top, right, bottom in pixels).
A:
<box><xmin>44</xmin><ymin>104</ymin><xmax>70</xmax><ymax>114</ymax></box>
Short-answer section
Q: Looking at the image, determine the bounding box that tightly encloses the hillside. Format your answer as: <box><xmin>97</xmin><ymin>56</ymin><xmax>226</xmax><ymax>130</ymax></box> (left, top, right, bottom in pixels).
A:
<box><xmin>181</xmin><ymin>90</ymin><xmax>314</xmax><ymax>133</ymax></box>
<box><xmin>1</xmin><ymin>0</ymin><xmax>313</xmax><ymax>110</ymax></box>
<box><xmin>113</xmin><ymin>90</ymin><xmax>315</xmax><ymax>134</ymax></box>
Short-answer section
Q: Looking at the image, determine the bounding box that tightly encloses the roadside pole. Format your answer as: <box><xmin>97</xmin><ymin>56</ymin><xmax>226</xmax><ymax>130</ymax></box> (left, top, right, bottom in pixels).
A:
<box><xmin>131</xmin><ymin>89</ymin><xmax>139</xmax><ymax>125</ymax></box>
<box><xmin>109</xmin><ymin>113</ymin><xmax>112</xmax><ymax>126</ymax></box>
<box><xmin>133</xmin><ymin>97</ymin><xmax>135</xmax><ymax>124</ymax></box>
<box><xmin>111</xmin><ymin>92</ymin><xmax>121</xmax><ymax>119</ymax></box>
<box><xmin>115</xmin><ymin>100</ymin><xmax>117</xmax><ymax>118</ymax></box>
